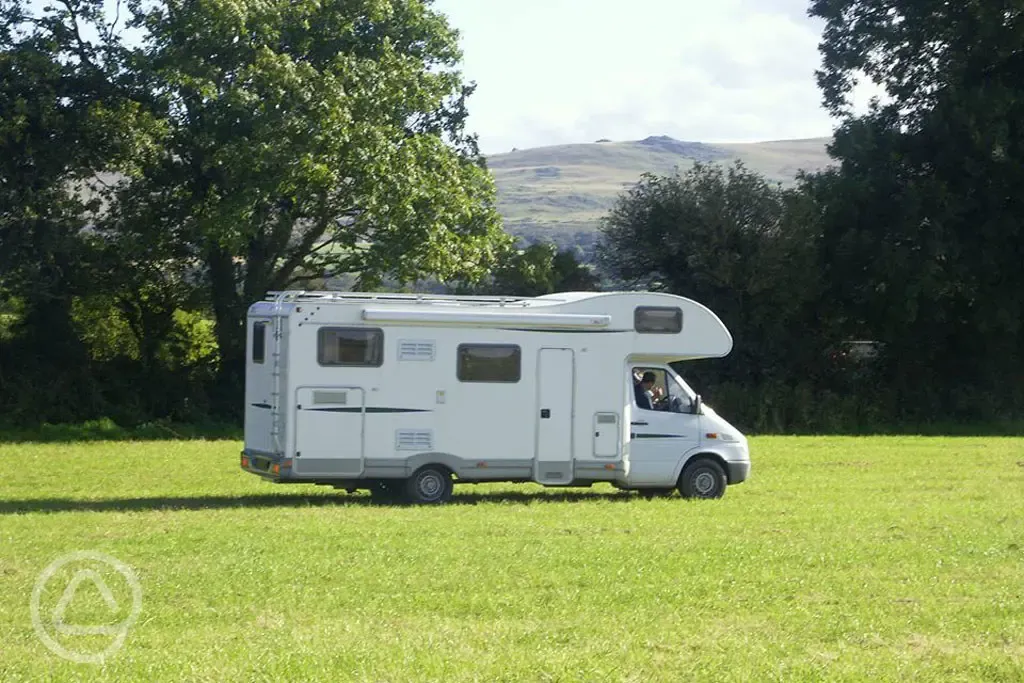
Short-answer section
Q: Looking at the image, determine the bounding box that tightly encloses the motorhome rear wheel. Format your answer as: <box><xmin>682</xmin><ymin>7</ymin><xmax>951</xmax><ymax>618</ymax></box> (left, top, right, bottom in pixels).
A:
<box><xmin>405</xmin><ymin>466</ymin><xmax>454</xmax><ymax>504</ymax></box>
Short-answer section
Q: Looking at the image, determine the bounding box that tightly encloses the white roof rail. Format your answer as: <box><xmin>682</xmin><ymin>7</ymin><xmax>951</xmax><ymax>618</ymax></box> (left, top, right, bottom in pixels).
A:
<box><xmin>262</xmin><ymin>290</ymin><xmax>561</xmax><ymax>308</ymax></box>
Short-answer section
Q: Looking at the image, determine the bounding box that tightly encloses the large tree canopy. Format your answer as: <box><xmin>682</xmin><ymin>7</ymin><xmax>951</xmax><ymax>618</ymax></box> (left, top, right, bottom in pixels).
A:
<box><xmin>807</xmin><ymin>0</ymin><xmax>1024</xmax><ymax>418</ymax></box>
<box><xmin>811</xmin><ymin>0</ymin><xmax>1024</xmax><ymax>121</ymax></box>
<box><xmin>597</xmin><ymin>162</ymin><xmax>828</xmax><ymax>390</ymax></box>
<box><xmin>1</xmin><ymin>0</ymin><xmax>510</xmax><ymax>421</ymax></box>
<box><xmin>107</xmin><ymin>0</ymin><xmax>509</xmax><ymax>379</ymax></box>
<box><xmin>0</xmin><ymin>0</ymin><xmax>163</xmax><ymax>420</ymax></box>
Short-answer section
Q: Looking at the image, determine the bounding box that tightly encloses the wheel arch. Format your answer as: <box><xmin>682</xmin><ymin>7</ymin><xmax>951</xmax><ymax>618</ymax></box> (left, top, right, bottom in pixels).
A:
<box><xmin>674</xmin><ymin>451</ymin><xmax>732</xmax><ymax>486</ymax></box>
<box><xmin>403</xmin><ymin>452</ymin><xmax>461</xmax><ymax>478</ymax></box>
<box><xmin>413</xmin><ymin>461</ymin><xmax>456</xmax><ymax>479</ymax></box>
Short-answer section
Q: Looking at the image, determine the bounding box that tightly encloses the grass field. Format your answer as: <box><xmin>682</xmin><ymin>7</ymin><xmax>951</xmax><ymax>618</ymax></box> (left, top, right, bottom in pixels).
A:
<box><xmin>1</xmin><ymin>435</ymin><xmax>1022</xmax><ymax>681</ymax></box>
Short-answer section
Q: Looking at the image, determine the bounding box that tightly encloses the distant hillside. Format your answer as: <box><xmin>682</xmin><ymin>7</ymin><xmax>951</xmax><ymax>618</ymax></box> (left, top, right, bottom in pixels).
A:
<box><xmin>486</xmin><ymin>135</ymin><xmax>835</xmax><ymax>254</ymax></box>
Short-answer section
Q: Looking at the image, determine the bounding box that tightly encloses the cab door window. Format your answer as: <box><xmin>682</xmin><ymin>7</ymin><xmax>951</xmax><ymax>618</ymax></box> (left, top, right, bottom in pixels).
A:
<box><xmin>632</xmin><ymin>366</ymin><xmax>693</xmax><ymax>413</ymax></box>
<box><xmin>632</xmin><ymin>367</ymin><xmax>669</xmax><ymax>411</ymax></box>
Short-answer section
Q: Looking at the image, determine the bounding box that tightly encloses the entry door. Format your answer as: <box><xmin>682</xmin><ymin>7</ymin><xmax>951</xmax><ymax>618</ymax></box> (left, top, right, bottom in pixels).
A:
<box><xmin>534</xmin><ymin>348</ymin><xmax>575</xmax><ymax>484</ymax></box>
<box><xmin>294</xmin><ymin>386</ymin><xmax>365</xmax><ymax>478</ymax></box>
<box><xmin>244</xmin><ymin>318</ymin><xmax>275</xmax><ymax>454</ymax></box>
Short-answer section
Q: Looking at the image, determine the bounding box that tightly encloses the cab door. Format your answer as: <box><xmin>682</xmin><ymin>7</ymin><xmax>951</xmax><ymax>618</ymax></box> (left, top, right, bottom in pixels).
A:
<box><xmin>627</xmin><ymin>367</ymin><xmax>700</xmax><ymax>485</ymax></box>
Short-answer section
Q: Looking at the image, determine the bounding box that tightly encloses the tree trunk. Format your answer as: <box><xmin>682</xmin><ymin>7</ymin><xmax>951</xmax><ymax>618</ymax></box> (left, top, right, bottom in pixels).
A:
<box><xmin>207</xmin><ymin>245</ymin><xmax>245</xmax><ymax>407</ymax></box>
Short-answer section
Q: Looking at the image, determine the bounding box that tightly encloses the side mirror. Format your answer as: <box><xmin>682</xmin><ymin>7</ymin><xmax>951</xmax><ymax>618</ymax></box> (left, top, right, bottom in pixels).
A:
<box><xmin>692</xmin><ymin>394</ymin><xmax>703</xmax><ymax>415</ymax></box>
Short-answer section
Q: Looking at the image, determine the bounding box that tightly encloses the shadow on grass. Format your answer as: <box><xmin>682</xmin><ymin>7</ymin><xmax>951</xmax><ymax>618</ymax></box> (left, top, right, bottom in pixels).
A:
<box><xmin>0</xmin><ymin>489</ymin><xmax>648</xmax><ymax>515</ymax></box>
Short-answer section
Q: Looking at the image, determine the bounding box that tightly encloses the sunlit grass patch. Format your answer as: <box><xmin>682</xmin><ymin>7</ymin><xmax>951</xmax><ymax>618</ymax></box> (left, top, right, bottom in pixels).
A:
<box><xmin>0</xmin><ymin>435</ymin><xmax>1021</xmax><ymax>681</ymax></box>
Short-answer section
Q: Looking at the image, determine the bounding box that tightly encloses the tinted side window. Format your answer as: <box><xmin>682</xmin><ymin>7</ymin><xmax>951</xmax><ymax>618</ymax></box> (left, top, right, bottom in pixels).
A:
<box><xmin>457</xmin><ymin>344</ymin><xmax>521</xmax><ymax>382</ymax></box>
<box><xmin>635</xmin><ymin>306</ymin><xmax>683</xmax><ymax>334</ymax></box>
<box><xmin>318</xmin><ymin>327</ymin><xmax>384</xmax><ymax>367</ymax></box>
<box><xmin>252</xmin><ymin>322</ymin><xmax>267</xmax><ymax>364</ymax></box>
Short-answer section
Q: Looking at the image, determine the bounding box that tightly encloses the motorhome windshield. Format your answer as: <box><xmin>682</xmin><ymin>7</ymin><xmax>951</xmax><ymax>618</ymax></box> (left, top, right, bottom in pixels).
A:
<box><xmin>667</xmin><ymin>371</ymin><xmax>696</xmax><ymax>402</ymax></box>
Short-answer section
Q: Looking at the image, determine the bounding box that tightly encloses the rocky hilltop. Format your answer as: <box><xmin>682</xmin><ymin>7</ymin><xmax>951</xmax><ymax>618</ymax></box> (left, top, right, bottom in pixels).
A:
<box><xmin>486</xmin><ymin>135</ymin><xmax>834</xmax><ymax>254</ymax></box>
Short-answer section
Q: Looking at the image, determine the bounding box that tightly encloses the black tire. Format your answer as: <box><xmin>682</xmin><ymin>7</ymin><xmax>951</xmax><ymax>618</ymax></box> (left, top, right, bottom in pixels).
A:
<box><xmin>639</xmin><ymin>488</ymin><xmax>675</xmax><ymax>499</ymax></box>
<box><xmin>404</xmin><ymin>466</ymin><xmax>454</xmax><ymax>505</ymax></box>
<box><xmin>678</xmin><ymin>458</ymin><xmax>727</xmax><ymax>499</ymax></box>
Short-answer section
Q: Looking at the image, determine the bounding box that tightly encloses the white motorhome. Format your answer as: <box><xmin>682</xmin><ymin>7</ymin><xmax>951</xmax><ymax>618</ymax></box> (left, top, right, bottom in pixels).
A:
<box><xmin>241</xmin><ymin>290</ymin><xmax>750</xmax><ymax>503</ymax></box>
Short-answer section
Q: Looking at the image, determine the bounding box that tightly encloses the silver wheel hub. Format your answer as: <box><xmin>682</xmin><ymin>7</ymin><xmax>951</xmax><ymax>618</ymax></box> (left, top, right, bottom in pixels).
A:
<box><xmin>694</xmin><ymin>471</ymin><xmax>715</xmax><ymax>495</ymax></box>
<box><xmin>418</xmin><ymin>473</ymin><xmax>442</xmax><ymax>498</ymax></box>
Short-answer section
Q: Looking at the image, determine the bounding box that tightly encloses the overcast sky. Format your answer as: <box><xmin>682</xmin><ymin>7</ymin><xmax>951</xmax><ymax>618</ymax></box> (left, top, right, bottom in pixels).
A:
<box><xmin>430</xmin><ymin>0</ymin><xmax>873</xmax><ymax>155</ymax></box>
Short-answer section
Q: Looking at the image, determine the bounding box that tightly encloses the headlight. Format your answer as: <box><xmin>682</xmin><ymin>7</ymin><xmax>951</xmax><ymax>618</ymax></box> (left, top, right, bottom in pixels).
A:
<box><xmin>704</xmin><ymin>432</ymin><xmax>739</xmax><ymax>442</ymax></box>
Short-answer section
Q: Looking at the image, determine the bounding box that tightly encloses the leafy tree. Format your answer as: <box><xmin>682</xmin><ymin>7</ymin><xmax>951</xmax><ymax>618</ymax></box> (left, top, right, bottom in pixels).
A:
<box><xmin>449</xmin><ymin>242</ymin><xmax>599</xmax><ymax>297</ymax></box>
<box><xmin>597</xmin><ymin>162</ymin><xmax>832</xmax><ymax>411</ymax></box>
<box><xmin>811</xmin><ymin>0</ymin><xmax>1024</xmax><ymax>122</ymax></box>
<box><xmin>109</xmin><ymin>0</ymin><xmax>509</xmax><ymax>391</ymax></box>
<box><xmin>807</xmin><ymin>0</ymin><xmax>1024</xmax><ymax>419</ymax></box>
<box><xmin>0</xmin><ymin>0</ymin><xmax>160</xmax><ymax>421</ymax></box>
<box><xmin>3</xmin><ymin>0</ymin><xmax>505</xmax><ymax>423</ymax></box>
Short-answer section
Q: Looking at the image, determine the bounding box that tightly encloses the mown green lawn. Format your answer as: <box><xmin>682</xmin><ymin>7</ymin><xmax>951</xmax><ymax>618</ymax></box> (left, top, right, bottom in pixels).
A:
<box><xmin>0</xmin><ymin>436</ymin><xmax>1022</xmax><ymax>681</ymax></box>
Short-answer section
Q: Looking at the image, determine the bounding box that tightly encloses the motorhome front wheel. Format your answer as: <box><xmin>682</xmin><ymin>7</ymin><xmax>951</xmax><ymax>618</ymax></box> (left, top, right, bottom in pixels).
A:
<box><xmin>678</xmin><ymin>458</ymin><xmax>727</xmax><ymax>499</ymax></box>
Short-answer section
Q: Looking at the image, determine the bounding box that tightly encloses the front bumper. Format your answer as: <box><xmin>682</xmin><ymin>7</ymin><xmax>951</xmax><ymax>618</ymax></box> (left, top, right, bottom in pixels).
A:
<box><xmin>726</xmin><ymin>460</ymin><xmax>750</xmax><ymax>484</ymax></box>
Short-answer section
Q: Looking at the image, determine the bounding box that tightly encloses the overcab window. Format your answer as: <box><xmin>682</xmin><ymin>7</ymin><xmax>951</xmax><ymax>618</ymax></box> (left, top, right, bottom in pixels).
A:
<box><xmin>318</xmin><ymin>327</ymin><xmax>384</xmax><ymax>367</ymax></box>
<box><xmin>634</xmin><ymin>306</ymin><xmax>683</xmax><ymax>334</ymax></box>
<box><xmin>457</xmin><ymin>344</ymin><xmax>521</xmax><ymax>383</ymax></box>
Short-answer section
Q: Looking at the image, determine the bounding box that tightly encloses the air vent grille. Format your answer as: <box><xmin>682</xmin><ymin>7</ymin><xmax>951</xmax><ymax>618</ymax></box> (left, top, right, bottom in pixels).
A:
<box><xmin>396</xmin><ymin>429</ymin><xmax>433</xmax><ymax>451</ymax></box>
<box><xmin>398</xmin><ymin>340</ymin><xmax>436</xmax><ymax>361</ymax></box>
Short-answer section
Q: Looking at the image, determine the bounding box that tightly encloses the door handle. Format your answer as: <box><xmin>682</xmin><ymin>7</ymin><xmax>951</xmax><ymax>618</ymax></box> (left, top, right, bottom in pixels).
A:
<box><xmin>540</xmin><ymin>409</ymin><xmax>551</xmax><ymax>419</ymax></box>
<box><xmin>631</xmin><ymin>421</ymin><xmax>648</xmax><ymax>426</ymax></box>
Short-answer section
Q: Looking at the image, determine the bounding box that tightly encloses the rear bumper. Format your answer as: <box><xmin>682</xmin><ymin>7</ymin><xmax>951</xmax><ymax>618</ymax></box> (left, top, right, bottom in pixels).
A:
<box><xmin>241</xmin><ymin>449</ymin><xmax>291</xmax><ymax>481</ymax></box>
<box><xmin>726</xmin><ymin>460</ymin><xmax>750</xmax><ymax>485</ymax></box>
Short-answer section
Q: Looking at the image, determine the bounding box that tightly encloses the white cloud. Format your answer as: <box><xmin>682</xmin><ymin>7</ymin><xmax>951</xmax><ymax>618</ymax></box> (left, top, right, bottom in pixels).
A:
<box><xmin>431</xmin><ymin>0</ymin><xmax>855</xmax><ymax>154</ymax></box>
